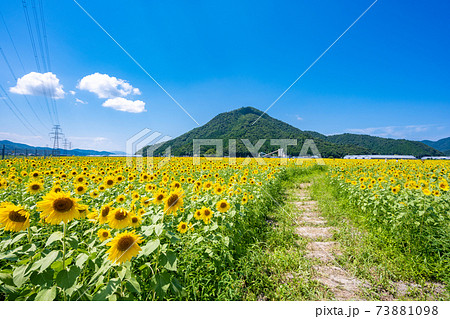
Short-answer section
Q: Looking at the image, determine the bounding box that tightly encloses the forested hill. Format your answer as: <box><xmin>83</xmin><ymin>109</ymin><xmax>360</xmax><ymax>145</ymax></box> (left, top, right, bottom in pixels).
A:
<box><xmin>326</xmin><ymin>134</ymin><xmax>443</xmax><ymax>157</ymax></box>
<box><xmin>421</xmin><ymin>137</ymin><xmax>450</xmax><ymax>154</ymax></box>
<box><xmin>143</xmin><ymin>107</ymin><xmax>370</xmax><ymax>158</ymax></box>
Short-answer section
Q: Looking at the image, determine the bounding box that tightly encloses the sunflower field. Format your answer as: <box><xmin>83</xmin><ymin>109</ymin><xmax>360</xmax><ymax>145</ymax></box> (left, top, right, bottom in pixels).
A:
<box><xmin>326</xmin><ymin>159</ymin><xmax>450</xmax><ymax>281</ymax></box>
<box><xmin>0</xmin><ymin>156</ymin><xmax>285</xmax><ymax>300</ymax></box>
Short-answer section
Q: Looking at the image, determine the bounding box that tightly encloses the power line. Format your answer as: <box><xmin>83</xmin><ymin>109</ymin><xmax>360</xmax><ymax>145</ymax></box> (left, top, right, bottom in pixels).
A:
<box><xmin>31</xmin><ymin>0</ymin><xmax>47</xmax><ymax>71</ymax></box>
<box><xmin>0</xmin><ymin>46</ymin><xmax>50</xmax><ymax>130</ymax></box>
<box><xmin>22</xmin><ymin>0</ymin><xmax>57</xmax><ymax>125</ymax></box>
<box><xmin>22</xmin><ymin>0</ymin><xmax>40</xmax><ymax>72</ymax></box>
<box><xmin>0</xmin><ymin>85</ymin><xmax>40</xmax><ymax>135</ymax></box>
<box><xmin>0</xmin><ymin>11</ymin><xmax>26</xmax><ymax>73</ymax></box>
<box><xmin>34</xmin><ymin>0</ymin><xmax>59</xmax><ymax>125</ymax></box>
<box><xmin>38</xmin><ymin>0</ymin><xmax>51</xmax><ymax>71</ymax></box>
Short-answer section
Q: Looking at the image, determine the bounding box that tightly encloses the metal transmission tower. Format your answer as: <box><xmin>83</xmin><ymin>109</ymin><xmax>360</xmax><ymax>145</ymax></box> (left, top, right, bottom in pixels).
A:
<box><xmin>62</xmin><ymin>138</ymin><xmax>71</xmax><ymax>156</ymax></box>
<box><xmin>49</xmin><ymin>125</ymin><xmax>64</xmax><ymax>156</ymax></box>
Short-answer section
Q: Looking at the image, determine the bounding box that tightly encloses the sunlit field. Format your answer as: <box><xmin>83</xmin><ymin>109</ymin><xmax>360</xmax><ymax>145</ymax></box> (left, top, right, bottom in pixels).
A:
<box><xmin>0</xmin><ymin>156</ymin><xmax>284</xmax><ymax>300</ymax></box>
<box><xmin>326</xmin><ymin>159</ymin><xmax>450</xmax><ymax>281</ymax></box>
<box><xmin>1</xmin><ymin>157</ymin><xmax>449</xmax><ymax>300</ymax></box>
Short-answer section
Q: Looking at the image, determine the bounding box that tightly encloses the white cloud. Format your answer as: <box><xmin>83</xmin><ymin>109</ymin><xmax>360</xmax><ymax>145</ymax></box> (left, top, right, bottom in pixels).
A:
<box><xmin>69</xmin><ymin>90</ymin><xmax>76</xmax><ymax>95</ymax></box>
<box><xmin>77</xmin><ymin>73</ymin><xmax>141</xmax><ymax>98</ymax></box>
<box><xmin>9</xmin><ymin>72</ymin><xmax>65</xmax><ymax>99</ymax></box>
<box><xmin>75</xmin><ymin>98</ymin><xmax>87</xmax><ymax>105</ymax></box>
<box><xmin>346</xmin><ymin>124</ymin><xmax>435</xmax><ymax>139</ymax></box>
<box><xmin>296</xmin><ymin>115</ymin><xmax>303</xmax><ymax>121</ymax></box>
<box><xmin>102</xmin><ymin>97</ymin><xmax>146</xmax><ymax>113</ymax></box>
<box><xmin>67</xmin><ymin>136</ymin><xmax>116</xmax><ymax>151</ymax></box>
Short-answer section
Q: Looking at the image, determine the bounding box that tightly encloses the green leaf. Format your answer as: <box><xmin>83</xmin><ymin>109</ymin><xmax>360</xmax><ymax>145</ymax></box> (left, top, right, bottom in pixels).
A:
<box><xmin>0</xmin><ymin>271</ymin><xmax>14</xmax><ymax>286</ymax></box>
<box><xmin>154</xmin><ymin>224</ymin><xmax>164</xmax><ymax>236</ymax></box>
<box><xmin>170</xmin><ymin>276</ymin><xmax>184</xmax><ymax>296</ymax></box>
<box><xmin>93</xmin><ymin>278</ymin><xmax>120</xmax><ymax>301</ymax></box>
<box><xmin>139</xmin><ymin>239</ymin><xmax>160</xmax><ymax>257</ymax></box>
<box><xmin>56</xmin><ymin>266</ymin><xmax>81</xmax><ymax>289</ymax></box>
<box><xmin>125</xmin><ymin>277</ymin><xmax>141</xmax><ymax>294</ymax></box>
<box><xmin>10</xmin><ymin>233</ymin><xmax>27</xmax><ymax>246</ymax></box>
<box><xmin>30</xmin><ymin>268</ymin><xmax>54</xmax><ymax>288</ymax></box>
<box><xmin>150</xmin><ymin>273</ymin><xmax>170</xmax><ymax>299</ymax></box>
<box><xmin>13</xmin><ymin>264</ymin><xmax>31</xmax><ymax>288</ymax></box>
<box><xmin>75</xmin><ymin>253</ymin><xmax>89</xmax><ymax>268</ymax></box>
<box><xmin>35</xmin><ymin>286</ymin><xmax>57</xmax><ymax>301</ymax></box>
<box><xmin>141</xmin><ymin>225</ymin><xmax>154</xmax><ymax>236</ymax></box>
<box><xmin>117</xmin><ymin>266</ymin><xmax>126</xmax><ymax>280</ymax></box>
<box><xmin>66</xmin><ymin>235</ymin><xmax>79</xmax><ymax>249</ymax></box>
<box><xmin>46</xmin><ymin>231</ymin><xmax>63</xmax><ymax>246</ymax></box>
<box><xmin>159</xmin><ymin>251</ymin><xmax>177</xmax><ymax>271</ymax></box>
<box><xmin>40</xmin><ymin>250</ymin><xmax>61</xmax><ymax>272</ymax></box>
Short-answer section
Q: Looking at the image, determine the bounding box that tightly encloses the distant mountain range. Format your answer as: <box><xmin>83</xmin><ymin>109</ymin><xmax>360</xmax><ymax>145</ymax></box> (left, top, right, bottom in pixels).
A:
<box><xmin>2</xmin><ymin>107</ymin><xmax>447</xmax><ymax>158</ymax></box>
<box><xmin>141</xmin><ymin>107</ymin><xmax>444</xmax><ymax>158</ymax></box>
<box><xmin>421</xmin><ymin>137</ymin><xmax>450</xmax><ymax>155</ymax></box>
<box><xmin>0</xmin><ymin>140</ymin><xmax>114</xmax><ymax>157</ymax></box>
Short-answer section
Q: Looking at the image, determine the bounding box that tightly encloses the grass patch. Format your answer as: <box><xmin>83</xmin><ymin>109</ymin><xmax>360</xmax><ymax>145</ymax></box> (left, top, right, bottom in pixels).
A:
<box><xmin>239</xmin><ymin>165</ymin><xmax>332</xmax><ymax>300</ymax></box>
<box><xmin>310</xmin><ymin>173</ymin><xmax>450</xmax><ymax>301</ymax></box>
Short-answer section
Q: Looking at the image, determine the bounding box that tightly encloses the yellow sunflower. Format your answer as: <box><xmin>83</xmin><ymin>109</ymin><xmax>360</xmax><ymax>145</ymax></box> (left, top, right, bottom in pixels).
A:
<box><xmin>0</xmin><ymin>203</ymin><xmax>30</xmax><ymax>232</ymax></box>
<box><xmin>104</xmin><ymin>177</ymin><xmax>115</xmax><ymax>188</ymax></box>
<box><xmin>74</xmin><ymin>184</ymin><xmax>87</xmax><ymax>195</ymax></box>
<box><xmin>97</xmin><ymin>228</ymin><xmax>111</xmax><ymax>242</ymax></box>
<box><xmin>106</xmin><ymin>231</ymin><xmax>143</xmax><ymax>264</ymax></box>
<box><xmin>27</xmin><ymin>181</ymin><xmax>44</xmax><ymax>194</ymax></box>
<box><xmin>116</xmin><ymin>194</ymin><xmax>126</xmax><ymax>204</ymax></box>
<box><xmin>153</xmin><ymin>189</ymin><xmax>166</xmax><ymax>205</ymax></box>
<box><xmin>108</xmin><ymin>208</ymin><xmax>131</xmax><ymax>229</ymax></box>
<box><xmin>194</xmin><ymin>209</ymin><xmax>203</xmax><ymax>220</ymax></box>
<box><xmin>177</xmin><ymin>221</ymin><xmax>188</xmax><ymax>234</ymax></box>
<box><xmin>130</xmin><ymin>214</ymin><xmax>142</xmax><ymax>228</ymax></box>
<box><xmin>90</xmin><ymin>190</ymin><xmax>99</xmax><ymax>198</ymax></box>
<box><xmin>37</xmin><ymin>191</ymin><xmax>80</xmax><ymax>225</ymax></box>
<box><xmin>201</xmin><ymin>206</ymin><xmax>213</xmax><ymax>224</ymax></box>
<box><xmin>99</xmin><ymin>204</ymin><xmax>112</xmax><ymax>224</ymax></box>
<box><xmin>164</xmin><ymin>190</ymin><xmax>184</xmax><ymax>214</ymax></box>
<box><xmin>216</xmin><ymin>199</ymin><xmax>230</xmax><ymax>213</ymax></box>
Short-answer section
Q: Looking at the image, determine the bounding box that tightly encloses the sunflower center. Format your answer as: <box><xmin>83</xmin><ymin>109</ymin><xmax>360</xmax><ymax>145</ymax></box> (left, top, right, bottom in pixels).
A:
<box><xmin>132</xmin><ymin>217</ymin><xmax>138</xmax><ymax>223</ymax></box>
<box><xmin>102</xmin><ymin>206</ymin><xmax>110</xmax><ymax>217</ymax></box>
<box><xmin>157</xmin><ymin>194</ymin><xmax>164</xmax><ymax>201</ymax></box>
<box><xmin>204</xmin><ymin>210</ymin><xmax>211</xmax><ymax>217</ymax></box>
<box><xmin>115</xmin><ymin>210</ymin><xmax>127</xmax><ymax>220</ymax></box>
<box><xmin>181</xmin><ymin>224</ymin><xmax>187</xmax><ymax>229</ymax></box>
<box><xmin>31</xmin><ymin>184</ymin><xmax>40</xmax><ymax>190</ymax></box>
<box><xmin>220</xmin><ymin>202</ymin><xmax>227</xmax><ymax>208</ymax></box>
<box><xmin>167</xmin><ymin>194</ymin><xmax>179</xmax><ymax>207</ymax></box>
<box><xmin>77</xmin><ymin>186</ymin><xmax>84</xmax><ymax>192</ymax></box>
<box><xmin>117</xmin><ymin>236</ymin><xmax>134</xmax><ymax>251</ymax></box>
<box><xmin>53</xmin><ymin>198</ymin><xmax>74</xmax><ymax>213</ymax></box>
<box><xmin>102</xmin><ymin>231</ymin><xmax>109</xmax><ymax>237</ymax></box>
<box><xmin>107</xmin><ymin>180</ymin><xmax>114</xmax><ymax>185</ymax></box>
<box><xmin>9</xmin><ymin>210</ymin><xmax>27</xmax><ymax>223</ymax></box>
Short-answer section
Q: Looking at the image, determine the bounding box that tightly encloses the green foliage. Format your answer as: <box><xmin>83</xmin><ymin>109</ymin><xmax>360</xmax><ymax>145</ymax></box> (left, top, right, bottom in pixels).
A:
<box><xmin>142</xmin><ymin>107</ymin><xmax>370</xmax><ymax>158</ymax></box>
<box><xmin>421</xmin><ymin>137</ymin><xmax>450</xmax><ymax>152</ymax></box>
<box><xmin>327</xmin><ymin>133</ymin><xmax>443</xmax><ymax>157</ymax></box>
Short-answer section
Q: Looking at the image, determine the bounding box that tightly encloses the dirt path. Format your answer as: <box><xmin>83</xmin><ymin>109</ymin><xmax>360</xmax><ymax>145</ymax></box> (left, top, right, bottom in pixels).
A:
<box><xmin>294</xmin><ymin>183</ymin><xmax>366</xmax><ymax>300</ymax></box>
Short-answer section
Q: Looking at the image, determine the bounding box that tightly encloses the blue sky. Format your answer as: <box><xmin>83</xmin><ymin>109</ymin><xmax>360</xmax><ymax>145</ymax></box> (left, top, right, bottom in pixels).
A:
<box><xmin>0</xmin><ymin>0</ymin><xmax>449</xmax><ymax>152</ymax></box>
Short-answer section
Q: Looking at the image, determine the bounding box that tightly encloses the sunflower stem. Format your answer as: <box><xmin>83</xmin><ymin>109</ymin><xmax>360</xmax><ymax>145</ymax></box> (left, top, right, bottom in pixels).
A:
<box><xmin>62</xmin><ymin>223</ymin><xmax>66</xmax><ymax>270</ymax></box>
<box><xmin>62</xmin><ymin>222</ymin><xmax>67</xmax><ymax>301</ymax></box>
<box><xmin>27</xmin><ymin>226</ymin><xmax>32</xmax><ymax>244</ymax></box>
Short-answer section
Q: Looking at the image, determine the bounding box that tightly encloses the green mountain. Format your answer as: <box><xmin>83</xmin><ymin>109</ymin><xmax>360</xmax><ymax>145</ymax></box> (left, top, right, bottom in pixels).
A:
<box><xmin>142</xmin><ymin>107</ymin><xmax>444</xmax><ymax>158</ymax></box>
<box><xmin>143</xmin><ymin>107</ymin><xmax>370</xmax><ymax>158</ymax></box>
<box><xmin>421</xmin><ymin>137</ymin><xmax>450</xmax><ymax>153</ymax></box>
<box><xmin>326</xmin><ymin>134</ymin><xmax>444</xmax><ymax>157</ymax></box>
<box><xmin>0</xmin><ymin>140</ymin><xmax>113</xmax><ymax>157</ymax></box>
